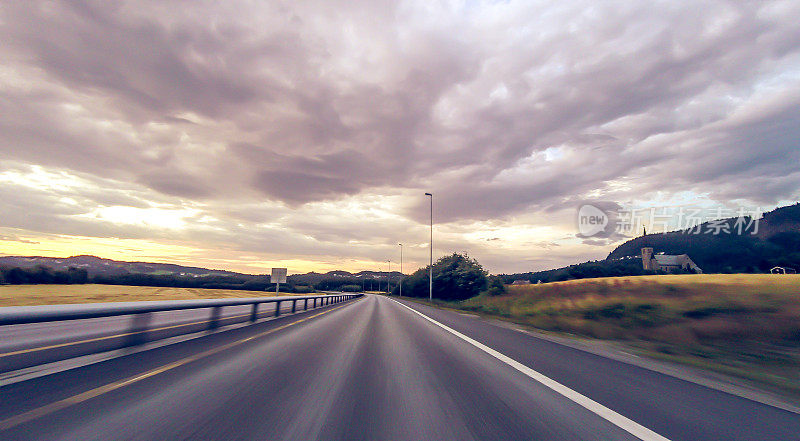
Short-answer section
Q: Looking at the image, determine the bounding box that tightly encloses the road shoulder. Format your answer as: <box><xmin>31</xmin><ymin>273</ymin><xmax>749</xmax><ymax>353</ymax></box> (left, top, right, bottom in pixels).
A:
<box><xmin>395</xmin><ymin>295</ymin><xmax>800</xmax><ymax>415</ymax></box>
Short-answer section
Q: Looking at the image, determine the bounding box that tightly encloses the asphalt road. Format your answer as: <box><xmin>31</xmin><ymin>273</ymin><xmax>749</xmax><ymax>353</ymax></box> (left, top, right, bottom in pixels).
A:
<box><xmin>1</xmin><ymin>294</ymin><xmax>798</xmax><ymax>440</ymax></box>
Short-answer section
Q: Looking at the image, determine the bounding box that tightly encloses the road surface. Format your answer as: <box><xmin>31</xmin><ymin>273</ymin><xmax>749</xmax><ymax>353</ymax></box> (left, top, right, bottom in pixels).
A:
<box><xmin>1</xmin><ymin>294</ymin><xmax>798</xmax><ymax>440</ymax></box>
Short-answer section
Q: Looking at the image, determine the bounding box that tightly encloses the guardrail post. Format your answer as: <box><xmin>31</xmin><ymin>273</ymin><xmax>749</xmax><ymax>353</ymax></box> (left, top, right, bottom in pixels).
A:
<box><xmin>292</xmin><ymin>299</ymin><xmax>296</xmax><ymax>313</ymax></box>
<box><xmin>125</xmin><ymin>312</ymin><xmax>152</xmax><ymax>347</ymax></box>
<box><xmin>275</xmin><ymin>300</ymin><xmax>282</xmax><ymax>317</ymax></box>
<box><xmin>314</xmin><ymin>298</ymin><xmax>317</xmax><ymax>308</ymax></box>
<box><xmin>304</xmin><ymin>298</ymin><xmax>308</xmax><ymax>310</ymax></box>
<box><xmin>209</xmin><ymin>306</ymin><xmax>222</xmax><ymax>330</ymax></box>
<box><xmin>250</xmin><ymin>303</ymin><xmax>259</xmax><ymax>322</ymax></box>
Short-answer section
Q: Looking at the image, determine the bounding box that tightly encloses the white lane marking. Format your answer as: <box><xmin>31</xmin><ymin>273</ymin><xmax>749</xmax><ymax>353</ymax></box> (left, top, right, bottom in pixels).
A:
<box><xmin>390</xmin><ymin>299</ymin><xmax>671</xmax><ymax>441</ymax></box>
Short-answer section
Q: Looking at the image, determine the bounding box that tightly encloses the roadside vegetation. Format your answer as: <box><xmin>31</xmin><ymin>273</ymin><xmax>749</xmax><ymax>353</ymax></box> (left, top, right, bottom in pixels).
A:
<box><xmin>0</xmin><ymin>284</ymin><xmax>307</xmax><ymax>307</ymax></box>
<box><xmin>391</xmin><ymin>253</ymin><xmax>504</xmax><ymax>300</ymax></box>
<box><xmin>442</xmin><ymin>274</ymin><xmax>800</xmax><ymax>396</ymax></box>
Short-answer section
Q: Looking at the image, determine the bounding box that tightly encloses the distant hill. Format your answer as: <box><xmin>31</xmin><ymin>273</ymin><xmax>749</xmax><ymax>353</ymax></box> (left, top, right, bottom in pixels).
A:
<box><xmin>606</xmin><ymin>203</ymin><xmax>800</xmax><ymax>273</ymax></box>
<box><xmin>504</xmin><ymin>203</ymin><xmax>800</xmax><ymax>283</ymax></box>
<box><xmin>0</xmin><ymin>254</ymin><xmax>403</xmax><ymax>291</ymax></box>
<box><xmin>0</xmin><ymin>255</ymin><xmax>242</xmax><ymax>278</ymax></box>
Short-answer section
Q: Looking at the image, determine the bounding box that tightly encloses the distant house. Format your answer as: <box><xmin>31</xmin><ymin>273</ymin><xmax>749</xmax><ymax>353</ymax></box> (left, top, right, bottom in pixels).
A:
<box><xmin>770</xmin><ymin>266</ymin><xmax>797</xmax><ymax>274</ymax></box>
<box><xmin>511</xmin><ymin>280</ymin><xmax>531</xmax><ymax>285</ymax></box>
<box><xmin>641</xmin><ymin>248</ymin><xmax>702</xmax><ymax>273</ymax></box>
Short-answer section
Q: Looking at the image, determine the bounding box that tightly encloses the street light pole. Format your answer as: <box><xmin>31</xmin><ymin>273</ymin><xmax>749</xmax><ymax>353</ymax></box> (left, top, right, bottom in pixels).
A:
<box><xmin>387</xmin><ymin>260</ymin><xmax>391</xmax><ymax>293</ymax></box>
<box><xmin>425</xmin><ymin>192</ymin><xmax>433</xmax><ymax>301</ymax></box>
<box><xmin>398</xmin><ymin>243</ymin><xmax>403</xmax><ymax>297</ymax></box>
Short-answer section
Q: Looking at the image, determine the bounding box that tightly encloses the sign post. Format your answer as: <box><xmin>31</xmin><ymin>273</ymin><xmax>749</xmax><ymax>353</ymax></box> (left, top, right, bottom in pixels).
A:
<box><xmin>271</xmin><ymin>268</ymin><xmax>287</xmax><ymax>295</ymax></box>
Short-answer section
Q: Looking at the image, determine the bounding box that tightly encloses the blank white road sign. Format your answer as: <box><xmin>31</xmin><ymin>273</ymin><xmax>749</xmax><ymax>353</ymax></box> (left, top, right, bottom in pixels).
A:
<box><xmin>271</xmin><ymin>268</ymin><xmax>287</xmax><ymax>284</ymax></box>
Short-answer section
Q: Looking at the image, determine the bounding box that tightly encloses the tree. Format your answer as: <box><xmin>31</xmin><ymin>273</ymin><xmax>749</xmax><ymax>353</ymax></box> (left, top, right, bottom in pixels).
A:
<box><xmin>66</xmin><ymin>267</ymin><xmax>88</xmax><ymax>284</ymax></box>
<box><xmin>6</xmin><ymin>267</ymin><xmax>31</xmax><ymax>284</ymax></box>
<box><xmin>394</xmin><ymin>253</ymin><xmax>488</xmax><ymax>301</ymax></box>
<box><xmin>484</xmin><ymin>276</ymin><xmax>507</xmax><ymax>296</ymax></box>
<box><xmin>33</xmin><ymin>265</ymin><xmax>56</xmax><ymax>284</ymax></box>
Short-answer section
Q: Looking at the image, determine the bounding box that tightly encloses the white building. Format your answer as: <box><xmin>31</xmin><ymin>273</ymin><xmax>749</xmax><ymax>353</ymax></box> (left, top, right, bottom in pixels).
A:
<box><xmin>770</xmin><ymin>266</ymin><xmax>796</xmax><ymax>274</ymax></box>
<box><xmin>641</xmin><ymin>248</ymin><xmax>702</xmax><ymax>273</ymax></box>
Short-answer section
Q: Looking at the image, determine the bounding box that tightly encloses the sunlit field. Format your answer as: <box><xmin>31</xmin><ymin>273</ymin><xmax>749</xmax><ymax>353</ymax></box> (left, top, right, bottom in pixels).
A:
<box><xmin>0</xmin><ymin>284</ymin><xmax>296</xmax><ymax>307</ymax></box>
<box><xmin>455</xmin><ymin>274</ymin><xmax>800</xmax><ymax>396</ymax></box>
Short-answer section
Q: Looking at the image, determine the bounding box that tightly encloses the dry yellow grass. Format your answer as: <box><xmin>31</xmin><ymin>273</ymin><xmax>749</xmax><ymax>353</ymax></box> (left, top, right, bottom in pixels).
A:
<box><xmin>510</xmin><ymin>273</ymin><xmax>800</xmax><ymax>298</ymax></box>
<box><xmin>469</xmin><ymin>274</ymin><xmax>800</xmax><ymax>338</ymax></box>
<box><xmin>0</xmin><ymin>284</ymin><xmax>295</xmax><ymax>307</ymax></box>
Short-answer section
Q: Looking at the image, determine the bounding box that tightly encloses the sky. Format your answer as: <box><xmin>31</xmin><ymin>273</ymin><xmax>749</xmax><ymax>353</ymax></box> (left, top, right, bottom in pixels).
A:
<box><xmin>1</xmin><ymin>1</ymin><xmax>799</xmax><ymax>275</ymax></box>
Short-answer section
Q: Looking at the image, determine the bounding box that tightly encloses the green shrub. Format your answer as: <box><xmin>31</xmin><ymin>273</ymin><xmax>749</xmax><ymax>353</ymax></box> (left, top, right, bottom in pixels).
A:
<box><xmin>484</xmin><ymin>276</ymin><xmax>507</xmax><ymax>296</ymax></box>
<box><xmin>398</xmin><ymin>253</ymin><xmax>488</xmax><ymax>300</ymax></box>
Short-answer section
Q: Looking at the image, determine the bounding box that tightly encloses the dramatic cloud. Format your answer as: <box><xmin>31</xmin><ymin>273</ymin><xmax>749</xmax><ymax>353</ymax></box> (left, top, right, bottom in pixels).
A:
<box><xmin>1</xmin><ymin>0</ymin><xmax>799</xmax><ymax>273</ymax></box>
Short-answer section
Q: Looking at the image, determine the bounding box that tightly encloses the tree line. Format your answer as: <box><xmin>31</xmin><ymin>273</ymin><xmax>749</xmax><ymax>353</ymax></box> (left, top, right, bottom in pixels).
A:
<box><xmin>1</xmin><ymin>265</ymin><xmax>89</xmax><ymax>285</ymax></box>
<box><xmin>0</xmin><ymin>265</ymin><xmax>316</xmax><ymax>293</ymax></box>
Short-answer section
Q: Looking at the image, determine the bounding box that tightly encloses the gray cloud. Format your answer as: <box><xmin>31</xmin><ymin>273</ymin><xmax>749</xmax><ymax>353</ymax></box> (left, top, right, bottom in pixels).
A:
<box><xmin>1</xmin><ymin>0</ymin><xmax>799</xmax><ymax>273</ymax></box>
<box><xmin>137</xmin><ymin>170</ymin><xmax>214</xmax><ymax>199</ymax></box>
<box><xmin>0</xmin><ymin>235</ymin><xmax>39</xmax><ymax>244</ymax></box>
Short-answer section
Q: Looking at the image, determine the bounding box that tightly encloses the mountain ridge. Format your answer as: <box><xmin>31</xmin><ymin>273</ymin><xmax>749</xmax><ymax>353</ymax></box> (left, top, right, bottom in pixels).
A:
<box><xmin>0</xmin><ymin>254</ymin><xmax>403</xmax><ymax>282</ymax></box>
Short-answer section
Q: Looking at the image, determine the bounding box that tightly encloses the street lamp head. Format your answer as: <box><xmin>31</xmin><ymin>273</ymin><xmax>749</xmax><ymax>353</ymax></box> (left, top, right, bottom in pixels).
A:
<box><xmin>424</xmin><ymin>192</ymin><xmax>432</xmax><ymax>196</ymax></box>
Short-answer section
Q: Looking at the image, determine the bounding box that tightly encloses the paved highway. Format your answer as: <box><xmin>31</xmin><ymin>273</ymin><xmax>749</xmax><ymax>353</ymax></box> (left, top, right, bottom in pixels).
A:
<box><xmin>1</xmin><ymin>294</ymin><xmax>798</xmax><ymax>440</ymax></box>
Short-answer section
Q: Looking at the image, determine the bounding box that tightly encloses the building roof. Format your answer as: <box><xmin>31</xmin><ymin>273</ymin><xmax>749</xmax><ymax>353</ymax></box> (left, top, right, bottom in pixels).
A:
<box><xmin>653</xmin><ymin>254</ymin><xmax>688</xmax><ymax>266</ymax></box>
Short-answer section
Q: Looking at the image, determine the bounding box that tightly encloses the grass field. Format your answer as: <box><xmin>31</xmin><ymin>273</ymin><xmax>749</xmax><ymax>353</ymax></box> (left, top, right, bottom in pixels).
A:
<box><xmin>452</xmin><ymin>274</ymin><xmax>800</xmax><ymax>396</ymax></box>
<box><xmin>0</xmin><ymin>284</ymin><xmax>294</xmax><ymax>307</ymax></box>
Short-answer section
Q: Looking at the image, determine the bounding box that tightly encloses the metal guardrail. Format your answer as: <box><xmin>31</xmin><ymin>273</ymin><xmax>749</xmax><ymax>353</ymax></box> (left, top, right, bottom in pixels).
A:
<box><xmin>0</xmin><ymin>294</ymin><xmax>363</xmax><ymax>326</ymax></box>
